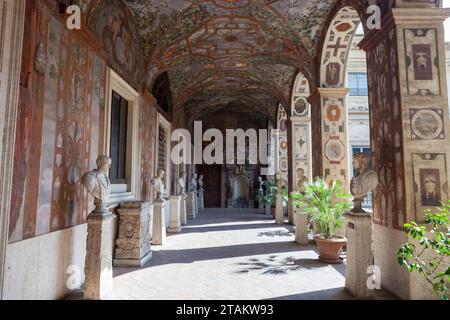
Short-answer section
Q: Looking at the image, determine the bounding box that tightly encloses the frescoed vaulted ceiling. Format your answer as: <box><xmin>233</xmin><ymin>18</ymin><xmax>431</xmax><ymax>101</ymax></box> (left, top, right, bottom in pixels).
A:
<box><xmin>120</xmin><ymin>0</ymin><xmax>341</xmax><ymax>124</ymax></box>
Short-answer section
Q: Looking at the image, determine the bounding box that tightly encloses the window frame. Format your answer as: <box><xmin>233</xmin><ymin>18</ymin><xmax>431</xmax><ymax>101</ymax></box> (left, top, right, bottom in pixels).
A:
<box><xmin>104</xmin><ymin>68</ymin><xmax>140</xmax><ymax>204</ymax></box>
<box><xmin>348</xmin><ymin>72</ymin><xmax>368</xmax><ymax>96</ymax></box>
<box><xmin>156</xmin><ymin>113</ymin><xmax>172</xmax><ymax>197</ymax></box>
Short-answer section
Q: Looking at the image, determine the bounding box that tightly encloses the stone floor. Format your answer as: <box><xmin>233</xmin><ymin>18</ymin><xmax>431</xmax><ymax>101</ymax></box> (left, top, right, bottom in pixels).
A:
<box><xmin>105</xmin><ymin>208</ymin><xmax>393</xmax><ymax>300</ymax></box>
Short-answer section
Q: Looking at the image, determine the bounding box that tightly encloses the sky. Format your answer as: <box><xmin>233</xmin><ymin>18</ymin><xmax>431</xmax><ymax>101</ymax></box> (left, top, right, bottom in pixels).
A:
<box><xmin>445</xmin><ymin>0</ymin><xmax>450</xmax><ymax>41</ymax></box>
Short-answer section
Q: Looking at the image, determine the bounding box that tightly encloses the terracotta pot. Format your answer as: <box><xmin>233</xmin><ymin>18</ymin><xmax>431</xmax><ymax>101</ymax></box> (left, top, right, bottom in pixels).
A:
<box><xmin>271</xmin><ymin>207</ymin><xmax>276</xmax><ymax>218</ymax></box>
<box><xmin>314</xmin><ymin>236</ymin><xmax>347</xmax><ymax>264</ymax></box>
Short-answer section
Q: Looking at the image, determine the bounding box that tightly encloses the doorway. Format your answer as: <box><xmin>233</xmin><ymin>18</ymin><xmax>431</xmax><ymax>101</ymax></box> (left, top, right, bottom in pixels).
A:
<box><xmin>197</xmin><ymin>165</ymin><xmax>222</xmax><ymax>208</ymax></box>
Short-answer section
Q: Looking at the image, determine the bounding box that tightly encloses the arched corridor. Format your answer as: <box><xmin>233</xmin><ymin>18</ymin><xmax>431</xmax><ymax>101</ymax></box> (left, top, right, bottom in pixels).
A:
<box><xmin>0</xmin><ymin>0</ymin><xmax>449</xmax><ymax>302</ymax></box>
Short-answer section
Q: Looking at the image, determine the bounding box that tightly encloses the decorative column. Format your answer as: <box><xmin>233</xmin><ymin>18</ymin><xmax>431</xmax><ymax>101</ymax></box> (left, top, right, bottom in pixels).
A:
<box><xmin>287</xmin><ymin>88</ymin><xmax>312</xmax><ymax>225</ymax></box>
<box><xmin>114</xmin><ymin>201</ymin><xmax>152</xmax><ymax>267</ymax></box>
<box><xmin>152</xmin><ymin>199</ymin><xmax>166</xmax><ymax>245</ymax></box>
<box><xmin>359</xmin><ymin>5</ymin><xmax>450</xmax><ymax>299</ymax></box>
<box><xmin>168</xmin><ymin>195</ymin><xmax>182</xmax><ymax>233</ymax></box>
<box><xmin>318</xmin><ymin>87</ymin><xmax>350</xmax><ymax>189</ymax></box>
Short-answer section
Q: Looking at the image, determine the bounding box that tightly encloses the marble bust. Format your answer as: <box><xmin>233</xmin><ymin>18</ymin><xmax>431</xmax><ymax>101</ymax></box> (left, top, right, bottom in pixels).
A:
<box><xmin>152</xmin><ymin>169</ymin><xmax>166</xmax><ymax>201</ymax></box>
<box><xmin>198</xmin><ymin>175</ymin><xmax>204</xmax><ymax>190</ymax></box>
<box><xmin>81</xmin><ymin>155</ymin><xmax>112</xmax><ymax>214</ymax></box>
<box><xmin>296</xmin><ymin>168</ymin><xmax>309</xmax><ymax>194</ymax></box>
<box><xmin>191</xmin><ymin>173</ymin><xmax>198</xmax><ymax>193</ymax></box>
<box><xmin>177</xmin><ymin>171</ymin><xmax>186</xmax><ymax>195</ymax></box>
<box><xmin>350</xmin><ymin>153</ymin><xmax>378</xmax><ymax>213</ymax></box>
<box><xmin>275</xmin><ymin>172</ymin><xmax>287</xmax><ymax>190</ymax></box>
<box><xmin>257</xmin><ymin>177</ymin><xmax>264</xmax><ymax>193</ymax></box>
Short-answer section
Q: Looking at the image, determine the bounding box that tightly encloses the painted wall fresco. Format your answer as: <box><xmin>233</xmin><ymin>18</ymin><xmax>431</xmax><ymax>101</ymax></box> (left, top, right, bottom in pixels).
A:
<box><xmin>10</xmin><ymin>1</ymin><xmax>107</xmax><ymax>242</ymax></box>
<box><xmin>86</xmin><ymin>0</ymin><xmax>146</xmax><ymax>90</ymax></box>
<box><xmin>9</xmin><ymin>0</ymin><xmax>159</xmax><ymax>243</ymax></box>
<box><xmin>140</xmin><ymin>96</ymin><xmax>158</xmax><ymax>202</ymax></box>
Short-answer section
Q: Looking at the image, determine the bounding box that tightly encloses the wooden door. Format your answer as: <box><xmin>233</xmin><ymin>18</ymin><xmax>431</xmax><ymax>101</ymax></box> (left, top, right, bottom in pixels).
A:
<box><xmin>197</xmin><ymin>165</ymin><xmax>222</xmax><ymax>208</ymax></box>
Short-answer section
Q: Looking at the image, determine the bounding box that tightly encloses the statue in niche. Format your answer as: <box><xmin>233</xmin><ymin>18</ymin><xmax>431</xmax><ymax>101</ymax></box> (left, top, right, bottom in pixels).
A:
<box><xmin>81</xmin><ymin>155</ymin><xmax>112</xmax><ymax>215</ymax></box>
<box><xmin>296</xmin><ymin>168</ymin><xmax>309</xmax><ymax>194</ymax></box>
<box><xmin>177</xmin><ymin>171</ymin><xmax>186</xmax><ymax>196</ymax></box>
<box><xmin>152</xmin><ymin>169</ymin><xmax>166</xmax><ymax>201</ymax></box>
<box><xmin>350</xmin><ymin>153</ymin><xmax>378</xmax><ymax>213</ymax></box>
<box><xmin>198</xmin><ymin>175</ymin><xmax>204</xmax><ymax>191</ymax></box>
<box><xmin>191</xmin><ymin>173</ymin><xmax>198</xmax><ymax>193</ymax></box>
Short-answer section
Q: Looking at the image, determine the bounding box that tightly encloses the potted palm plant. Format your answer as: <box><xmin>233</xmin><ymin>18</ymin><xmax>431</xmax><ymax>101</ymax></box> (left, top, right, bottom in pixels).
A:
<box><xmin>291</xmin><ymin>178</ymin><xmax>352</xmax><ymax>264</ymax></box>
<box><xmin>261</xmin><ymin>179</ymin><xmax>277</xmax><ymax>218</ymax></box>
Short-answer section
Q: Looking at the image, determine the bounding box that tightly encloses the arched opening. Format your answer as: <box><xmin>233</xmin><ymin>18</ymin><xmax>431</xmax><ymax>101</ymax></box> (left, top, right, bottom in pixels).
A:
<box><xmin>152</xmin><ymin>71</ymin><xmax>173</xmax><ymax>120</ymax></box>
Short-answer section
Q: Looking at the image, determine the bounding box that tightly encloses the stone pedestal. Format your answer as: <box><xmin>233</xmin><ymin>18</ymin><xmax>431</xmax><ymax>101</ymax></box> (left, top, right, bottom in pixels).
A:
<box><xmin>180</xmin><ymin>193</ymin><xmax>187</xmax><ymax>225</ymax></box>
<box><xmin>198</xmin><ymin>189</ymin><xmax>205</xmax><ymax>211</ymax></box>
<box><xmin>294</xmin><ymin>210</ymin><xmax>309</xmax><ymax>245</ymax></box>
<box><xmin>84</xmin><ymin>214</ymin><xmax>114</xmax><ymax>300</ymax></box>
<box><xmin>257</xmin><ymin>191</ymin><xmax>264</xmax><ymax>209</ymax></box>
<box><xmin>275</xmin><ymin>193</ymin><xmax>284</xmax><ymax>225</ymax></box>
<box><xmin>186</xmin><ymin>192</ymin><xmax>196</xmax><ymax>219</ymax></box>
<box><xmin>168</xmin><ymin>196</ymin><xmax>182</xmax><ymax>233</ymax></box>
<box><xmin>152</xmin><ymin>199</ymin><xmax>166</xmax><ymax>245</ymax></box>
<box><xmin>344</xmin><ymin>212</ymin><xmax>374</xmax><ymax>299</ymax></box>
<box><xmin>114</xmin><ymin>202</ymin><xmax>152</xmax><ymax>267</ymax></box>
<box><xmin>265</xmin><ymin>203</ymin><xmax>271</xmax><ymax>215</ymax></box>
<box><xmin>194</xmin><ymin>191</ymin><xmax>199</xmax><ymax>215</ymax></box>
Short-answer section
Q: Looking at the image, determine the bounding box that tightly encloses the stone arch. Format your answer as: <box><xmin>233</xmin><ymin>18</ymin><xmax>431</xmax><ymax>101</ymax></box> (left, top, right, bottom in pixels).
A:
<box><xmin>320</xmin><ymin>6</ymin><xmax>361</xmax><ymax>88</ymax></box>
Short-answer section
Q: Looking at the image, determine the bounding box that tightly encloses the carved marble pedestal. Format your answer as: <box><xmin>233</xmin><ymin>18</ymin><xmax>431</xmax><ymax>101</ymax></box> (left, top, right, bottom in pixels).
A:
<box><xmin>84</xmin><ymin>214</ymin><xmax>114</xmax><ymax>300</ymax></box>
<box><xmin>168</xmin><ymin>196</ymin><xmax>182</xmax><ymax>233</ymax></box>
<box><xmin>152</xmin><ymin>199</ymin><xmax>166</xmax><ymax>245</ymax></box>
<box><xmin>114</xmin><ymin>202</ymin><xmax>152</xmax><ymax>268</ymax></box>
<box><xmin>186</xmin><ymin>192</ymin><xmax>196</xmax><ymax>219</ymax></box>
<box><xmin>275</xmin><ymin>193</ymin><xmax>284</xmax><ymax>225</ymax></box>
<box><xmin>198</xmin><ymin>189</ymin><xmax>205</xmax><ymax>211</ymax></box>
<box><xmin>180</xmin><ymin>193</ymin><xmax>187</xmax><ymax>225</ymax></box>
<box><xmin>294</xmin><ymin>209</ymin><xmax>309</xmax><ymax>245</ymax></box>
<box><xmin>344</xmin><ymin>212</ymin><xmax>374</xmax><ymax>299</ymax></box>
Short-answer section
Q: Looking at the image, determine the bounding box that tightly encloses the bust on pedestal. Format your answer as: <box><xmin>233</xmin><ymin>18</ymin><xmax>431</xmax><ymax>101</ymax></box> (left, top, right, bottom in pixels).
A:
<box><xmin>81</xmin><ymin>155</ymin><xmax>113</xmax><ymax>300</ymax></box>
<box><xmin>345</xmin><ymin>153</ymin><xmax>379</xmax><ymax>299</ymax></box>
<box><xmin>152</xmin><ymin>169</ymin><xmax>167</xmax><ymax>245</ymax></box>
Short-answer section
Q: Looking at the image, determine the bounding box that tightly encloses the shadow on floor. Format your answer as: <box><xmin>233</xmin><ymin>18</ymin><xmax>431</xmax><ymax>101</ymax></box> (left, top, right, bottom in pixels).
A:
<box><xmin>114</xmin><ymin>240</ymin><xmax>316</xmax><ymax>277</ymax></box>
<box><xmin>235</xmin><ymin>256</ymin><xmax>329</xmax><ymax>275</ymax></box>
<box><xmin>178</xmin><ymin>222</ymin><xmax>281</xmax><ymax>234</ymax></box>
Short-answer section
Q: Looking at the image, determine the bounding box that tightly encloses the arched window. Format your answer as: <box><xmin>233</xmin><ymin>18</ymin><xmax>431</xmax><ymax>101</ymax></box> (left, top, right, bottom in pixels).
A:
<box><xmin>152</xmin><ymin>72</ymin><xmax>173</xmax><ymax>117</ymax></box>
